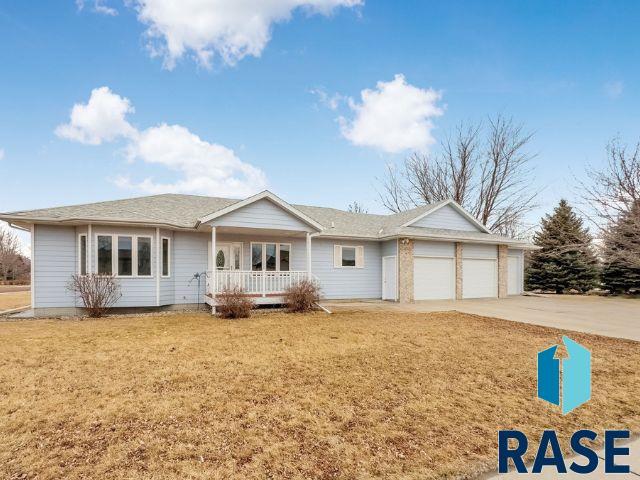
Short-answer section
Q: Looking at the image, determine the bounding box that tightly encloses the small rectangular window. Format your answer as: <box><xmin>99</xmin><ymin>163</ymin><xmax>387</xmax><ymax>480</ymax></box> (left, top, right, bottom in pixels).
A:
<box><xmin>79</xmin><ymin>234</ymin><xmax>87</xmax><ymax>275</ymax></box>
<box><xmin>162</xmin><ymin>238</ymin><xmax>170</xmax><ymax>277</ymax></box>
<box><xmin>251</xmin><ymin>244</ymin><xmax>263</xmax><ymax>271</ymax></box>
<box><xmin>97</xmin><ymin>235</ymin><xmax>112</xmax><ymax>275</ymax></box>
<box><xmin>118</xmin><ymin>236</ymin><xmax>133</xmax><ymax>276</ymax></box>
<box><xmin>138</xmin><ymin>237</ymin><xmax>152</xmax><ymax>276</ymax></box>
<box><xmin>341</xmin><ymin>246</ymin><xmax>356</xmax><ymax>267</ymax></box>
<box><xmin>279</xmin><ymin>244</ymin><xmax>290</xmax><ymax>271</ymax></box>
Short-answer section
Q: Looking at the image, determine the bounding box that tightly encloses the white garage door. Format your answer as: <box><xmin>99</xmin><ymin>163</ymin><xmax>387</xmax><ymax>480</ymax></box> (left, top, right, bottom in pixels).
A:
<box><xmin>414</xmin><ymin>257</ymin><xmax>455</xmax><ymax>300</ymax></box>
<box><xmin>462</xmin><ymin>258</ymin><xmax>497</xmax><ymax>298</ymax></box>
<box><xmin>508</xmin><ymin>256</ymin><xmax>522</xmax><ymax>295</ymax></box>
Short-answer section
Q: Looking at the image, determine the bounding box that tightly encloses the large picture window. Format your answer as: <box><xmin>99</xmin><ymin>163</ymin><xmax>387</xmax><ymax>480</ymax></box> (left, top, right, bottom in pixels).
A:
<box><xmin>96</xmin><ymin>234</ymin><xmax>155</xmax><ymax>277</ymax></box>
<box><xmin>97</xmin><ymin>235</ymin><xmax>113</xmax><ymax>275</ymax></box>
<box><xmin>251</xmin><ymin>242</ymin><xmax>292</xmax><ymax>271</ymax></box>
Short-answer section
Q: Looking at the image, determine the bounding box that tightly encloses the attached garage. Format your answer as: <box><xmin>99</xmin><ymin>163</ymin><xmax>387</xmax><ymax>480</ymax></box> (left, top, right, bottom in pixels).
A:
<box><xmin>414</xmin><ymin>257</ymin><xmax>455</xmax><ymax>300</ymax></box>
<box><xmin>413</xmin><ymin>241</ymin><xmax>455</xmax><ymax>300</ymax></box>
<box><xmin>462</xmin><ymin>244</ymin><xmax>498</xmax><ymax>299</ymax></box>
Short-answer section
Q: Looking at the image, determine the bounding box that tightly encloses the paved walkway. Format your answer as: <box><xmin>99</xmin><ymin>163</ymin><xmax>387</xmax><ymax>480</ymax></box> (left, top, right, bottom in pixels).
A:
<box><xmin>325</xmin><ymin>295</ymin><xmax>640</xmax><ymax>342</ymax></box>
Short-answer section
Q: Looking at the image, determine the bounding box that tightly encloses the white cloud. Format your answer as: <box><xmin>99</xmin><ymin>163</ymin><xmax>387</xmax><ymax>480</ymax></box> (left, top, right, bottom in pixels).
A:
<box><xmin>57</xmin><ymin>88</ymin><xmax>267</xmax><ymax>197</ymax></box>
<box><xmin>604</xmin><ymin>80</ymin><xmax>624</xmax><ymax>99</ymax></box>
<box><xmin>76</xmin><ymin>0</ymin><xmax>118</xmax><ymax>16</ymax></box>
<box><xmin>116</xmin><ymin>124</ymin><xmax>267</xmax><ymax>197</ymax></box>
<box><xmin>339</xmin><ymin>74</ymin><xmax>444</xmax><ymax>154</ymax></box>
<box><xmin>0</xmin><ymin>148</ymin><xmax>4</xmax><ymax>160</ymax></box>
<box><xmin>132</xmin><ymin>0</ymin><xmax>363</xmax><ymax>69</ymax></box>
<box><xmin>310</xmin><ymin>87</ymin><xmax>344</xmax><ymax>110</ymax></box>
<box><xmin>55</xmin><ymin>87</ymin><xmax>136</xmax><ymax>145</ymax></box>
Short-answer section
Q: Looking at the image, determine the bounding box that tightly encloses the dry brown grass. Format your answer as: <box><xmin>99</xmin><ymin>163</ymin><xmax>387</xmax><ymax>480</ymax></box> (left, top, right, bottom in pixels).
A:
<box><xmin>0</xmin><ymin>290</ymin><xmax>30</xmax><ymax>311</ymax></box>
<box><xmin>0</xmin><ymin>310</ymin><xmax>638</xmax><ymax>479</ymax></box>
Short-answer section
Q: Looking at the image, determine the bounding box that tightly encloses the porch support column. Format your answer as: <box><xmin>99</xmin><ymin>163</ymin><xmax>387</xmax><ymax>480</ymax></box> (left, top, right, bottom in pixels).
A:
<box><xmin>211</xmin><ymin>227</ymin><xmax>217</xmax><ymax>311</ymax></box>
<box><xmin>155</xmin><ymin>227</ymin><xmax>160</xmax><ymax>306</ymax></box>
<box><xmin>497</xmin><ymin>244</ymin><xmax>508</xmax><ymax>298</ymax></box>
<box><xmin>306</xmin><ymin>232</ymin><xmax>312</xmax><ymax>278</ymax></box>
<box><xmin>87</xmin><ymin>224</ymin><xmax>92</xmax><ymax>274</ymax></box>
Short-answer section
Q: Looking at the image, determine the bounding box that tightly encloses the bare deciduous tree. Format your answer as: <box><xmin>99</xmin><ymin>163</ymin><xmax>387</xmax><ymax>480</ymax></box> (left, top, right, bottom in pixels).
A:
<box><xmin>347</xmin><ymin>201</ymin><xmax>368</xmax><ymax>214</ymax></box>
<box><xmin>579</xmin><ymin>137</ymin><xmax>640</xmax><ymax>225</ymax></box>
<box><xmin>67</xmin><ymin>274</ymin><xmax>122</xmax><ymax>317</ymax></box>
<box><xmin>378</xmin><ymin>115</ymin><xmax>538</xmax><ymax>237</ymax></box>
<box><xmin>0</xmin><ymin>226</ymin><xmax>29</xmax><ymax>283</ymax></box>
<box><xmin>577</xmin><ymin>137</ymin><xmax>640</xmax><ymax>271</ymax></box>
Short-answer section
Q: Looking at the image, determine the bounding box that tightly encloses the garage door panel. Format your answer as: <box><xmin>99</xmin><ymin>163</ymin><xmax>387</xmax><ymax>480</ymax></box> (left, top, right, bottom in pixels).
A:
<box><xmin>414</xmin><ymin>257</ymin><xmax>455</xmax><ymax>300</ymax></box>
<box><xmin>462</xmin><ymin>258</ymin><xmax>497</xmax><ymax>298</ymax></box>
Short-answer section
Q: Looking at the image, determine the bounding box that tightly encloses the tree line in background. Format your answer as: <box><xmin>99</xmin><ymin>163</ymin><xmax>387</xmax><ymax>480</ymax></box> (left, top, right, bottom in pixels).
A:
<box><xmin>0</xmin><ymin>227</ymin><xmax>30</xmax><ymax>284</ymax></box>
<box><xmin>361</xmin><ymin>117</ymin><xmax>640</xmax><ymax>295</ymax></box>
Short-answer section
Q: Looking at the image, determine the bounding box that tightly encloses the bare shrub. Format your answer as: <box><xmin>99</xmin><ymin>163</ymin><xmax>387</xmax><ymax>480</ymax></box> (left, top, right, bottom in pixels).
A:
<box><xmin>67</xmin><ymin>274</ymin><xmax>122</xmax><ymax>317</ymax></box>
<box><xmin>216</xmin><ymin>286</ymin><xmax>253</xmax><ymax>319</ymax></box>
<box><xmin>283</xmin><ymin>278</ymin><xmax>321</xmax><ymax>313</ymax></box>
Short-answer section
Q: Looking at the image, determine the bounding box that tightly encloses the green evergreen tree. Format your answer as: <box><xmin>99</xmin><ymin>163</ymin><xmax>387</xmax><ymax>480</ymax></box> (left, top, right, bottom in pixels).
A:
<box><xmin>601</xmin><ymin>201</ymin><xmax>640</xmax><ymax>294</ymax></box>
<box><xmin>526</xmin><ymin>199</ymin><xmax>600</xmax><ymax>293</ymax></box>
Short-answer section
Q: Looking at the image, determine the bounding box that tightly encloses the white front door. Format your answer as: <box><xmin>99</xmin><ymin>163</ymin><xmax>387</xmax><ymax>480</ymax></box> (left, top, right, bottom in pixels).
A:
<box><xmin>382</xmin><ymin>256</ymin><xmax>397</xmax><ymax>300</ymax></box>
<box><xmin>209</xmin><ymin>242</ymin><xmax>243</xmax><ymax>271</ymax></box>
<box><xmin>508</xmin><ymin>255</ymin><xmax>521</xmax><ymax>295</ymax></box>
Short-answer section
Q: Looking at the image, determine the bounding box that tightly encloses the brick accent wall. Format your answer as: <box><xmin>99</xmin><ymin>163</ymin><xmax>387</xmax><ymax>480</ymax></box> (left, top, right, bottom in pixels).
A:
<box><xmin>398</xmin><ymin>238</ymin><xmax>414</xmax><ymax>303</ymax></box>
<box><xmin>455</xmin><ymin>242</ymin><xmax>463</xmax><ymax>300</ymax></box>
<box><xmin>498</xmin><ymin>244</ymin><xmax>508</xmax><ymax>298</ymax></box>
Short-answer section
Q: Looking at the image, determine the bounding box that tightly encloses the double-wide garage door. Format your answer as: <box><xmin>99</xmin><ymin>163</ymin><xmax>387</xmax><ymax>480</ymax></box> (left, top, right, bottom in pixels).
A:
<box><xmin>414</xmin><ymin>257</ymin><xmax>455</xmax><ymax>300</ymax></box>
<box><xmin>462</xmin><ymin>258</ymin><xmax>497</xmax><ymax>298</ymax></box>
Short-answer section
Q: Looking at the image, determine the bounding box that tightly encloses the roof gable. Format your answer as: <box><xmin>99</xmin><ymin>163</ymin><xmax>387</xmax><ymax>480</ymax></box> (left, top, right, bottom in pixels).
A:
<box><xmin>402</xmin><ymin>200</ymin><xmax>491</xmax><ymax>234</ymax></box>
<box><xmin>198</xmin><ymin>191</ymin><xmax>323</xmax><ymax>231</ymax></box>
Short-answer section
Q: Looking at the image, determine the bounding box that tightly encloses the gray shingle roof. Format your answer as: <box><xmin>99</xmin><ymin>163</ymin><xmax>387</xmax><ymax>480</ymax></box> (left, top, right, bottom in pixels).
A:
<box><xmin>0</xmin><ymin>193</ymin><xmax>531</xmax><ymax>246</ymax></box>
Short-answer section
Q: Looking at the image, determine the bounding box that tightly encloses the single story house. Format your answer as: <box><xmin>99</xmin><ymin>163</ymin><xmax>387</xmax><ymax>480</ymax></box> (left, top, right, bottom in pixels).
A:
<box><xmin>0</xmin><ymin>190</ymin><xmax>535</xmax><ymax>315</ymax></box>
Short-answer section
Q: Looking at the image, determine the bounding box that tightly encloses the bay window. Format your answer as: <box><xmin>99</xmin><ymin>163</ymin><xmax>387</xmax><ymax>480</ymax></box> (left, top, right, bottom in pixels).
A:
<box><xmin>95</xmin><ymin>234</ymin><xmax>156</xmax><ymax>277</ymax></box>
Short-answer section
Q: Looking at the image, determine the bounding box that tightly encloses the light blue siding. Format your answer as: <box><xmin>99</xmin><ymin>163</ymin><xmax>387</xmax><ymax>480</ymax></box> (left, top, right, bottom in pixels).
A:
<box><xmin>381</xmin><ymin>239</ymin><xmax>397</xmax><ymax>257</ymax></box>
<box><xmin>311</xmin><ymin>239</ymin><xmax>382</xmax><ymax>299</ymax></box>
<box><xmin>409</xmin><ymin>204</ymin><xmax>481</xmax><ymax>231</ymax></box>
<box><xmin>173</xmin><ymin>231</ymin><xmax>208</xmax><ymax>304</ymax></box>
<box><xmin>33</xmin><ymin>225</ymin><xmax>77</xmax><ymax>308</ymax></box>
<box><xmin>463</xmin><ymin>243</ymin><xmax>498</xmax><ymax>258</ymax></box>
<box><xmin>414</xmin><ymin>240</ymin><xmax>455</xmax><ymax>257</ymax></box>
<box><xmin>209</xmin><ymin>199</ymin><xmax>313</xmax><ymax>232</ymax></box>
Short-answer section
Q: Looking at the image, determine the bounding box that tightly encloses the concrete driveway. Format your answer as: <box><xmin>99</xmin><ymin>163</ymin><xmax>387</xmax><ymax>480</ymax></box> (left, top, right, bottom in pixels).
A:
<box><xmin>325</xmin><ymin>295</ymin><xmax>640</xmax><ymax>342</ymax></box>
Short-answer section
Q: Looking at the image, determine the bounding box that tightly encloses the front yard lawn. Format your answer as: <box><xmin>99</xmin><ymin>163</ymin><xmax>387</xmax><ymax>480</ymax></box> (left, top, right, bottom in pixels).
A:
<box><xmin>0</xmin><ymin>310</ymin><xmax>638</xmax><ymax>479</ymax></box>
<box><xmin>0</xmin><ymin>290</ymin><xmax>30</xmax><ymax>312</ymax></box>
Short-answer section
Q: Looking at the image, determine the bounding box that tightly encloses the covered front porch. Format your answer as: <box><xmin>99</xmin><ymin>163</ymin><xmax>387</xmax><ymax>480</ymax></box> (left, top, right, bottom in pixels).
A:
<box><xmin>203</xmin><ymin>225</ymin><xmax>316</xmax><ymax>306</ymax></box>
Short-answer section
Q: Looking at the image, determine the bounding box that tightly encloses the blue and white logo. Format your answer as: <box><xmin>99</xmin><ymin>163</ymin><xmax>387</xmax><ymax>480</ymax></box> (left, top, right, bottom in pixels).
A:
<box><xmin>537</xmin><ymin>335</ymin><xmax>591</xmax><ymax>414</ymax></box>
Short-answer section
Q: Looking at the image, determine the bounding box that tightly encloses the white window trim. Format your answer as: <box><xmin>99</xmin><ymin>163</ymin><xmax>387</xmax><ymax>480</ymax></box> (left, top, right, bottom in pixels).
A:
<box><xmin>161</xmin><ymin>237</ymin><xmax>171</xmax><ymax>278</ymax></box>
<box><xmin>335</xmin><ymin>244</ymin><xmax>364</xmax><ymax>269</ymax></box>
<box><xmin>78</xmin><ymin>233</ymin><xmax>87</xmax><ymax>275</ymax></box>
<box><xmin>95</xmin><ymin>234</ymin><xmax>154</xmax><ymax>278</ymax></box>
<box><xmin>250</xmin><ymin>242</ymin><xmax>292</xmax><ymax>272</ymax></box>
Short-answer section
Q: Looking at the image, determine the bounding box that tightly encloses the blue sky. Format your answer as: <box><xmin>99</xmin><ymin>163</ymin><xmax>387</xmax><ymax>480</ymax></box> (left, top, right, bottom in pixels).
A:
<box><xmin>1</xmin><ymin>0</ymin><xmax>639</xmax><ymax>251</ymax></box>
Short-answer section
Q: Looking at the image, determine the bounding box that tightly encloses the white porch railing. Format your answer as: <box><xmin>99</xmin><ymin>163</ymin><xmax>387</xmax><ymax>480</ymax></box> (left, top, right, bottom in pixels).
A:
<box><xmin>207</xmin><ymin>270</ymin><xmax>314</xmax><ymax>296</ymax></box>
